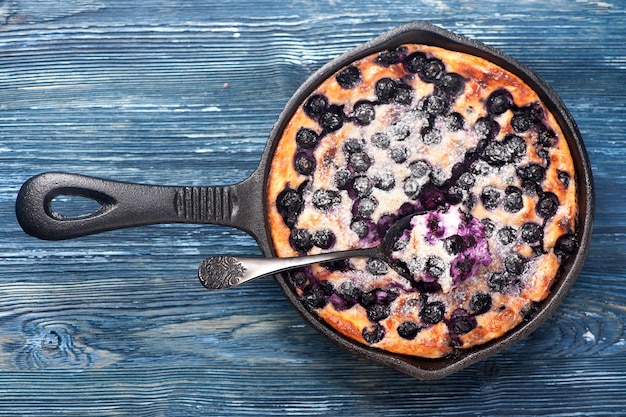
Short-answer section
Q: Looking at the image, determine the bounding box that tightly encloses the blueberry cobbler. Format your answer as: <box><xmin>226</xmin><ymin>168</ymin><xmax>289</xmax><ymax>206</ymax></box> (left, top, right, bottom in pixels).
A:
<box><xmin>266</xmin><ymin>45</ymin><xmax>578</xmax><ymax>358</ymax></box>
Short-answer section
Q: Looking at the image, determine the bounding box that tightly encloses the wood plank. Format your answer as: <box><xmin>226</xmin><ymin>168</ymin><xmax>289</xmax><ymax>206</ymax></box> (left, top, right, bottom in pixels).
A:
<box><xmin>1</xmin><ymin>0</ymin><xmax>625</xmax><ymax>415</ymax></box>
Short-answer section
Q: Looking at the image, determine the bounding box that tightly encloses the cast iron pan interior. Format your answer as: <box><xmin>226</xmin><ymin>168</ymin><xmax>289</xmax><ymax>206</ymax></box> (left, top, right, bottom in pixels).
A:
<box><xmin>16</xmin><ymin>23</ymin><xmax>594</xmax><ymax>380</ymax></box>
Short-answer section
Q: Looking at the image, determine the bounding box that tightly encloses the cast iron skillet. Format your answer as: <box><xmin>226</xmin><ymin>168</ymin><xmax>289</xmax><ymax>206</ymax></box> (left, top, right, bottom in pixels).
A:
<box><xmin>16</xmin><ymin>23</ymin><xmax>594</xmax><ymax>380</ymax></box>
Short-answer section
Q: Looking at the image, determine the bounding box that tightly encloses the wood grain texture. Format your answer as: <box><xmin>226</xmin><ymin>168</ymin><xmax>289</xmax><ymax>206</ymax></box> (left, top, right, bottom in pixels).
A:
<box><xmin>1</xmin><ymin>0</ymin><xmax>625</xmax><ymax>415</ymax></box>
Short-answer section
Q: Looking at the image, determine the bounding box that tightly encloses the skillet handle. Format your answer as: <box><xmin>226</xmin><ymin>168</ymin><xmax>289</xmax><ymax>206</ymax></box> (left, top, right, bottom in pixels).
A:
<box><xmin>15</xmin><ymin>172</ymin><xmax>264</xmax><ymax>241</ymax></box>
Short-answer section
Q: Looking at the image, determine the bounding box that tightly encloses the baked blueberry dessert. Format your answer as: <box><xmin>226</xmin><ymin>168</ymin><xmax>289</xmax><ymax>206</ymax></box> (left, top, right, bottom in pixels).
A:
<box><xmin>267</xmin><ymin>44</ymin><xmax>578</xmax><ymax>358</ymax></box>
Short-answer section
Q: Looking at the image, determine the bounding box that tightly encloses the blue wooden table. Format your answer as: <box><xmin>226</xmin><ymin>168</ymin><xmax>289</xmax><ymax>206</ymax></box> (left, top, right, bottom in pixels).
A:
<box><xmin>1</xmin><ymin>1</ymin><xmax>624</xmax><ymax>415</ymax></box>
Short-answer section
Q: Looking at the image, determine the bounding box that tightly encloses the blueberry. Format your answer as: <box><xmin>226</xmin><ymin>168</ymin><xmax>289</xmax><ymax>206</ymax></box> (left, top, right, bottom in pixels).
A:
<box><xmin>357</xmin><ymin>196</ymin><xmax>378</xmax><ymax>218</ymax></box>
<box><xmin>555</xmin><ymin>233</ymin><xmax>577</xmax><ymax>257</ymax></box>
<box><xmin>353</xmin><ymin>175</ymin><xmax>373</xmax><ymax>198</ymax></box>
<box><xmin>318</xmin><ymin>280</ymin><xmax>334</xmax><ymax>296</ymax></box>
<box><xmin>480</xmin><ymin>186</ymin><xmax>502</xmax><ymax>210</ymax></box>
<box><xmin>558</xmin><ymin>170</ymin><xmax>571</xmax><ymax>189</ymax></box>
<box><xmin>505</xmin><ymin>253</ymin><xmax>528</xmax><ymax>276</ymax></box>
<box><xmin>397</xmin><ymin>321</ymin><xmax>421</xmax><ymax>340</ymax></box>
<box><xmin>487</xmin><ymin>271</ymin><xmax>510</xmax><ymax>293</ymax></box>
<box><xmin>486</xmin><ymin>89</ymin><xmax>513</xmax><ymax>115</ymax></box>
<box><xmin>295</xmin><ymin>127</ymin><xmax>319</xmax><ymax>149</ymax></box>
<box><xmin>425</xmin><ymin>256</ymin><xmax>445</xmax><ymax>279</ymax></box>
<box><xmin>337</xmin><ymin>282</ymin><xmax>362</xmax><ymax>307</ymax></box>
<box><xmin>375</xmin><ymin>77</ymin><xmax>397</xmax><ymax>103</ymax></box>
<box><xmin>290</xmin><ymin>228</ymin><xmax>313</xmax><ymax>252</ymax></box>
<box><xmin>451</xmin><ymin>314</ymin><xmax>476</xmax><ymax>335</ymax></box>
<box><xmin>503</xmin><ymin>186</ymin><xmax>523</xmax><ymax>212</ymax></box>
<box><xmin>444</xmin><ymin>234</ymin><xmax>466</xmax><ymax>255</ymax></box>
<box><xmin>362</xmin><ymin>323</ymin><xmax>385</xmax><ymax>344</ymax></box>
<box><xmin>294</xmin><ymin>152</ymin><xmax>316</xmax><ymax>175</ymax></box>
<box><xmin>303</xmin><ymin>94</ymin><xmax>328</xmax><ymax>119</ymax></box>
<box><xmin>422</xmin><ymin>94</ymin><xmax>448</xmax><ymax>116</ymax></box>
<box><xmin>390</xmin><ymin>146</ymin><xmax>408</xmax><ymax>164</ymax></box>
<box><xmin>469</xmin><ymin>292</ymin><xmax>492</xmax><ymax>315</ymax></box>
<box><xmin>336</xmin><ymin>65</ymin><xmax>361</xmax><ymax>89</ymax></box>
<box><xmin>350</xmin><ymin>219</ymin><xmax>369</xmax><ymax>238</ymax></box>
<box><xmin>334</xmin><ymin>168</ymin><xmax>353</xmax><ymax>190</ymax></box>
<box><xmin>427</xmin><ymin>215</ymin><xmax>440</xmax><ymax>233</ymax></box>
<box><xmin>359</xmin><ymin>290</ymin><xmax>378</xmax><ymax>307</ymax></box>
<box><xmin>511</xmin><ymin>111</ymin><xmax>534</xmax><ymax>132</ymax></box>
<box><xmin>538</xmin><ymin>129</ymin><xmax>557</xmax><ymax>147</ymax></box>
<box><xmin>403</xmin><ymin>177</ymin><xmax>421</xmax><ymax>199</ymax></box>
<box><xmin>458</xmin><ymin>172</ymin><xmax>475</xmax><ymax>189</ymax></box>
<box><xmin>367</xmin><ymin>303</ymin><xmax>390</xmax><ymax>322</ymax></box>
<box><xmin>437</xmin><ymin>72</ymin><xmax>465</xmax><ymax>98</ymax></box>
<box><xmin>420</xmin><ymin>301</ymin><xmax>446</xmax><ymax>324</ymax></box>
<box><xmin>371</xmin><ymin>132</ymin><xmax>390</xmax><ymax>149</ymax></box>
<box><xmin>391</xmin><ymin>123</ymin><xmax>411</xmax><ymax>141</ymax></box>
<box><xmin>403</xmin><ymin>51</ymin><xmax>427</xmax><ymax>73</ymax></box>
<box><xmin>408</xmin><ymin>160</ymin><xmax>432</xmax><ymax>178</ymax></box>
<box><xmin>521</xmin><ymin>302</ymin><xmax>539</xmax><ymax>322</ymax></box>
<box><xmin>517</xmin><ymin>164</ymin><xmax>546</xmax><ymax>182</ymax></box>
<box><xmin>503</xmin><ymin>134</ymin><xmax>527</xmax><ymax>162</ymax></box>
<box><xmin>290</xmin><ymin>270</ymin><xmax>308</xmax><ymax>287</ymax></box>
<box><xmin>482</xmin><ymin>141</ymin><xmax>507</xmax><ymax>167</ymax></box>
<box><xmin>446</xmin><ymin>186</ymin><xmax>464</xmax><ymax>205</ymax></box>
<box><xmin>481</xmin><ymin>218</ymin><xmax>496</xmax><ymax>237</ymax></box>
<box><xmin>537</xmin><ymin>148</ymin><xmax>550</xmax><ymax>166</ymax></box>
<box><xmin>276</xmin><ymin>187</ymin><xmax>303</xmax><ymax>227</ymax></box>
<box><xmin>420</xmin><ymin>58</ymin><xmax>445</xmax><ymax>83</ymax></box>
<box><xmin>496</xmin><ymin>226</ymin><xmax>516</xmax><ymax>245</ymax></box>
<box><xmin>521</xmin><ymin>180</ymin><xmax>542</xmax><ymax>196</ymax></box>
<box><xmin>366</xmin><ymin>257</ymin><xmax>389</xmax><ymax>276</ymax></box>
<box><xmin>536</xmin><ymin>192</ymin><xmax>559</xmax><ymax>218</ymax></box>
<box><xmin>520</xmin><ymin>222</ymin><xmax>543</xmax><ymax>243</ymax></box>
<box><xmin>313</xmin><ymin>229</ymin><xmax>335</xmax><ymax>249</ymax></box>
<box><xmin>393</xmin><ymin>236</ymin><xmax>409</xmax><ymax>251</ymax></box>
<box><xmin>303</xmin><ymin>286</ymin><xmax>328</xmax><ymax>309</ymax></box>
<box><xmin>376</xmin><ymin>47</ymin><xmax>406</xmax><ymax>66</ymax></box>
<box><xmin>452</xmin><ymin>255</ymin><xmax>476</xmax><ymax>283</ymax></box>
<box><xmin>445</xmin><ymin>112</ymin><xmax>465</xmax><ymax>131</ymax></box>
<box><xmin>394</xmin><ymin>83</ymin><xmax>414</xmax><ymax>105</ymax></box>
<box><xmin>373</xmin><ymin>170</ymin><xmax>395</xmax><ymax>191</ymax></box>
<box><xmin>474</xmin><ymin>117</ymin><xmax>500</xmax><ymax>140</ymax></box>
<box><xmin>352</xmin><ymin>101</ymin><xmax>375</xmax><ymax>125</ymax></box>
<box><xmin>349</xmin><ymin>152</ymin><xmax>372</xmax><ymax>173</ymax></box>
<box><xmin>421</xmin><ymin>126</ymin><xmax>442</xmax><ymax>145</ymax></box>
<box><xmin>530</xmin><ymin>244</ymin><xmax>545</xmax><ymax>256</ymax></box>
<box><xmin>470</xmin><ymin>159</ymin><xmax>491</xmax><ymax>176</ymax></box>
<box><xmin>312</xmin><ymin>189</ymin><xmax>341</xmax><ymax>210</ymax></box>
<box><xmin>343</xmin><ymin>137</ymin><xmax>364</xmax><ymax>154</ymax></box>
<box><xmin>320</xmin><ymin>106</ymin><xmax>344</xmax><ymax>132</ymax></box>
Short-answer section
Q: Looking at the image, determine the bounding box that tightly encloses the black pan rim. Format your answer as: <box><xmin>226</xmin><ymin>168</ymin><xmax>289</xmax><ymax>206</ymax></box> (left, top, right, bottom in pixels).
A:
<box><xmin>257</xmin><ymin>22</ymin><xmax>594</xmax><ymax>380</ymax></box>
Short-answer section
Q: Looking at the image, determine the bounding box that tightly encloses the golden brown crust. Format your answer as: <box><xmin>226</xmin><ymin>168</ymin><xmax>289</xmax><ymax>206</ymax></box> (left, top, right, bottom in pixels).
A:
<box><xmin>266</xmin><ymin>44</ymin><xmax>578</xmax><ymax>358</ymax></box>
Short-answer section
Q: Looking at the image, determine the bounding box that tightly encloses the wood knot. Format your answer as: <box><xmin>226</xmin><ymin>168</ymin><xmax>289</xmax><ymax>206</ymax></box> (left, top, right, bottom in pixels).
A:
<box><xmin>41</xmin><ymin>330</ymin><xmax>61</xmax><ymax>350</ymax></box>
<box><xmin>15</xmin><ymin>324</ymin><xmax>92</xmax><ymax>370</ymax></box>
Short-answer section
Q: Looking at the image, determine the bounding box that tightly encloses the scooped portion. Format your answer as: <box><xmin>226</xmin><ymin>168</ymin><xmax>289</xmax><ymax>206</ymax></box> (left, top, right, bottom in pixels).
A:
<box><xmin>266</xmin><ymin>43</ymin><xmax>578</xmax><ymax>358</ymax></box>
<box><xmin>390</xmin><ymin>207</ymin><xmax>492</xmax><ymax>294</ymax></box>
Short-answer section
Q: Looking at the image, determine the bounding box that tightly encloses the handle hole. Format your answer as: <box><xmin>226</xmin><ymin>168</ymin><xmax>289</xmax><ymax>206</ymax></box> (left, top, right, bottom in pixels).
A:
<box><xmin>49</xmin><ymin>195</ymin><xmax>105</xmax><ymax>220</ymax></box>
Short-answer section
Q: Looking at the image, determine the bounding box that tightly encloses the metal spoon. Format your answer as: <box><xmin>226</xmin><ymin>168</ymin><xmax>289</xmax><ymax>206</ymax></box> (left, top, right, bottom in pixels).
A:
<box><xmin>198</xmin><ymin>211</ymin><xmax>425</xmax><ymax>290</ymax></box>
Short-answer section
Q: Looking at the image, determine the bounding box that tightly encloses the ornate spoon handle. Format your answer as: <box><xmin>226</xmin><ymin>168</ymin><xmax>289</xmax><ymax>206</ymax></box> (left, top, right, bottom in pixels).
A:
<box><xmin>198</xmin><ymin>248</ymin><xmax>374</xmax><ymax>290</ymax></box>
